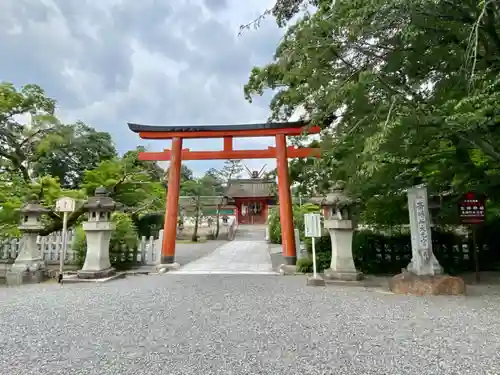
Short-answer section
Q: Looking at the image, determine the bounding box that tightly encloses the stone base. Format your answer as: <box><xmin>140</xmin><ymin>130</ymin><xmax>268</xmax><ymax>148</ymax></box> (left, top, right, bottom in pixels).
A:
<box><xmin>283</xmin><ymin>256</ymin><xmax>297</xmax><ymax>266</ymax></box>
<box><xmin>278</xmin><ymin>264</ymin><xmax>297</xmax><ymax>275</ymax></box>
<box><xmin>306</xmin><ymin>275</ymin><xmax>326</xmax><ymax>286</ymax></box>
<box><xmin>77</xmin><ymin>267</ymin><xmax>116</xmax><ymax>280</ymax></box>
<box><xmin>5</xmin><ymin>269</ymin><xmax>47</xmax><ymax>286</ymax></box>
<box><xmin>156</xmin><ymin>263</ymin><xmax>181</xmax><ymax>273</ymax></box>
<box><xmin>62</xmin><ymin>272</ymin><xmax>126</xmax><ymax>284</ymax></box>
<box><xmin>389</xmin><ymin>271</ymin><xmax>466</xmax><ymax>296</ymax></box>
<box><xmin>324</xmin><ymin>268</ymin><xmax>364</xmax><ymax>281</ymax></box>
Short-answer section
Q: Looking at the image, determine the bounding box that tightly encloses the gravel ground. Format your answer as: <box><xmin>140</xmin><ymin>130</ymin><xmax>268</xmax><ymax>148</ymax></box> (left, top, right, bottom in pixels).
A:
<box><xmin>1</xmin><ymin>274</ymin><xmax>500</xmax><ymax>375</ymax></box>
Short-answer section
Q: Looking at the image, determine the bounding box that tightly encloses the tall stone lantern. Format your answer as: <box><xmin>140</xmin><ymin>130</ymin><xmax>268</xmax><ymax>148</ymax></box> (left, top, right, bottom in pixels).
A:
<box><xmin>316</xmin><ymin>182</ymin><xmax>364</xmax><ymax>281</ymax></box>
<box><xmin>77</xmin><ymin>187</ymin><xmax>117</xmax><ymax>280</ymax></box>
<box><xmin>6</xmin><ymin>198</ymin><xmax>49</xmax><ymax>285</ymax></box>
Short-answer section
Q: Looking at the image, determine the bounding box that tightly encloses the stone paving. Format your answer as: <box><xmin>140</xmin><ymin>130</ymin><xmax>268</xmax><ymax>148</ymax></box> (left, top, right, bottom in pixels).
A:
<box><xmin>174</xmin><ymin>226</ymin><xmax>275</xmax><ymax>275</ymax></box>
<box><xmin>1</xmin><ymin>274</ymin><xmax>500</xmax><ymax>374</ymax></box>
<box><xmin>174</xmin><ymin>240</ymin><xmax>228</xmax><ymax>267</ymax></box>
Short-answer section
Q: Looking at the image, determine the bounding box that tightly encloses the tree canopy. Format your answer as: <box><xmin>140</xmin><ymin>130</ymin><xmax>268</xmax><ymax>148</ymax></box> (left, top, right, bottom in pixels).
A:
<box><xmin>0</xmin><ymin>82</ymin><xmax>165</xmax><ymax>237</ymax></box>
<box><xmin>245</xmin><ymin>0</ymin><xmax>500</xmax><ymax>227</ymax></box>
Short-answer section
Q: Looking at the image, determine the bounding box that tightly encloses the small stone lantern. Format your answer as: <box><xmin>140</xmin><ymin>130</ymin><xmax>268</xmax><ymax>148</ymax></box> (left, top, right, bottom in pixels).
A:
<box><xmin>77</xmin><ymin>187</ymin><xmax>117</xmax><ymax>279</ymax></box>
<box><xmin>6</xmin><ymin>198</ymin><xmax>49</xmax><ymax>285</ymax></box>
<box><xmin>316</xmin><ymin>181</ymin><xmax>363</xmax><ymax>281</ymax></box>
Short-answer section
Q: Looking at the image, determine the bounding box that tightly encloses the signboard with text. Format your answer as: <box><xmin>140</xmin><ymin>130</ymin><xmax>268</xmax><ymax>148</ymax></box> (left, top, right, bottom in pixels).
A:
<box><xmin>55</xmin><ymin>197</ymin><xmax>76</xmax><ymax>213</ymax></box>
<box><xmin>459</xmin><ymin>192</ymin><xmax>485</xmax><ymax>225</ymax></box>
<box><xmin>304</xmin><ymin>213</ymin><xmax>322</xmax><ymax>238</ymax></box>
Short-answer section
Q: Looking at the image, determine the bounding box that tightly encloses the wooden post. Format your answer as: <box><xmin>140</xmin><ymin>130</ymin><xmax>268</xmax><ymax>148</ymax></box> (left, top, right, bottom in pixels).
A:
<box><xmin>275</xmin><ymin>134</ymin><xmax>297</xmax><ymax>265</ymax></box>
<box><xmin>161</xmin><ymin>137</ymin><xmax>183</xmax><ymax>264</ymax></box>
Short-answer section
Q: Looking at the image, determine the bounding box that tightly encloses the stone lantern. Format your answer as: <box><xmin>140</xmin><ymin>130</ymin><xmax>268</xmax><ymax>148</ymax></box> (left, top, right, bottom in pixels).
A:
<box><xmin>317</xmin><ymin>181</ymin><xmax>363</xmax><ymax>281</ymax></box>
<box><xmin>6</xmin><ymin>198</ymin><xmax>49</xmax><ymax>285</ymax></box>
<box><xmin>77</xmin><ymin>187</ymin><xmax>117</xmax><ymax>280</ymax></box>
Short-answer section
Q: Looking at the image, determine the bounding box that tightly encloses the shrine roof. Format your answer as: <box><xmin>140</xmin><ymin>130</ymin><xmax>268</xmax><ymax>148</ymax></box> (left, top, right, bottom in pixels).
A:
<box><xmin>127</xmin><ymin>120</ymin><xmax>309</xmax><ymax>134</ymax></box>
<box><xmin>226</xmin><ymin>179</ymin><xmax>276</xmax><ymax>198</ymax></box>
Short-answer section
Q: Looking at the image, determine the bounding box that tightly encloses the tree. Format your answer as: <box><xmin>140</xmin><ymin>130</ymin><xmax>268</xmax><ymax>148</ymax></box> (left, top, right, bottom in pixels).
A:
<box><xmin>33</xmin><ymin>121</ymin><xmax>117</xmax><ymax>189</ymax></box>
<box><xmin>245</xmin><ymin>0</ymin><xmax>500</xmax><ymax>229</ymax></box>
<box><xmin>82</xmin><ymin>157</ymin><xmax>165</xmax><ymax>214</ymax></box>
<box><xmin>0</xmin><ymin>82</ymin><xmax>165</xmax><ymax>236</ymax></box>
<box><xmin>216</xmin><ymin>160</ymin><xmax>244</xmax><ymax>182</ymax></box>
<box><xmin>212</xmin><ymin>160</ymin><xmax>244</xmax><ymax>238</ymax></box>
<box><xmin>123</xmin><ymin>146</ymin><xmax>164</xmax><ymax>181</ymax></box>
<box><xmin>0</xmin><ymin>82</ymin><xmax>58</xmax><ymax>183</ymax></box>
<box><xmin>180</xmin><ymin>177</ymin><xmax>214</xmax><ymax>241</ymax></box>
<box><xmin>244</xmin><ymin>0</ymin><xmax>500</xmax><ymax>227</ymax></box>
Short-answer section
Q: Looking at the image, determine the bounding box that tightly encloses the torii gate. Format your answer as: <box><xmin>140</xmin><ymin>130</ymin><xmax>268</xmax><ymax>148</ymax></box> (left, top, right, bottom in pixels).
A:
<box><xmin>127</xmin><ymin>121</ymin><xmax>321</xmax><ymax>267</ymax></box>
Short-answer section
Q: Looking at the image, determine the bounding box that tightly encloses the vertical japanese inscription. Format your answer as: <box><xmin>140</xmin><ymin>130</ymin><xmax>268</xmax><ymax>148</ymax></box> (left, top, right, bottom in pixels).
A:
<box><xmin>415</xmin><ymin>198</ymin><xmax>430</xmax><ymax>260</ymax></box>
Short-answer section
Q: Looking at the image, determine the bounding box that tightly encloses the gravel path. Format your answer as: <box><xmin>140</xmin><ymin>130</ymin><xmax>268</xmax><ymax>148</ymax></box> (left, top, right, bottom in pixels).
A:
<box><xmin>1</xmin><ymin>274</ymin><xmax>500</xmax><ymax>375</ymax></box>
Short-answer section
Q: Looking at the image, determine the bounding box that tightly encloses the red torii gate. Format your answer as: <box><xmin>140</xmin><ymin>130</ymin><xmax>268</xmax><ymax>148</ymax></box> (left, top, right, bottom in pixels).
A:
<box><xmin>127</xmin><ymin>121</ymin><xmax>321</xmax><ymax>267</ymax></box>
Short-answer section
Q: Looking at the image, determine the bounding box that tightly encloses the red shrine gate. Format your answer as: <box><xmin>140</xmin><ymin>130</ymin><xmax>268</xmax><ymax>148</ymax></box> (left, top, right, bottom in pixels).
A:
<box><xmin>127</xmin><ymin>121</ymin><xmax>320</xmax><ymax>266</ymax></box>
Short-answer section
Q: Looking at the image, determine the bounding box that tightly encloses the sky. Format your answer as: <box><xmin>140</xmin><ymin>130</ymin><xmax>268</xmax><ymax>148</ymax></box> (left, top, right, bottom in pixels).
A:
<box><xmin>0</xmin><ymin>0</ymin><xmax>296</xmax><ymax>177</ymax></box>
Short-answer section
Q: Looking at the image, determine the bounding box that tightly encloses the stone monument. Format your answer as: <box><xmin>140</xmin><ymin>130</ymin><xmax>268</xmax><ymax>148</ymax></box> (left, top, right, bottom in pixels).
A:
<box><xmin>77</xmin><ymin>187</ymin><xmax>118</xmax><ymax>280</ymax></box>
<box><xmin>6</xmin><ymin>198</ymin><xmax>49</xmax><ymax>285</ymax></box>
<box><xmin>389</xmin><ymin>186</ymin><xmax>466</xmax><ymax>295</ymax></box>
<box><xmin>406</xmin><ymin>186</ymin><xmax>443</xmax><ymax>275</ymax></box>
<box><xmin>314</xmin><ymin>181</ymin><xmax>364</xmax><ymax>281</ymax></box>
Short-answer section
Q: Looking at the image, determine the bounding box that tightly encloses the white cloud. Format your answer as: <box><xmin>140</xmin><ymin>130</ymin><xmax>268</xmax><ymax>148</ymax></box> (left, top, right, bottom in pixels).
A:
<box><xmin>0</xmin><ymin>0</ymin><xmax>290</xmax><ymax>176</ymax></box>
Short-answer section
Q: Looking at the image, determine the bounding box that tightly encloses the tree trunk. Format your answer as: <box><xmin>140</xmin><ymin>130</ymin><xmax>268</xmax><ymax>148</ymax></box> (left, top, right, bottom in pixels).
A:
<box><xmin>192</xmin><ymin>200</ymin><xmax>200</xmax><ymax>242</ymax></box>
<box><xmin>215</xmin><ymin>203</ymin><xmax>221</xmax><ymax>239</ymax></box>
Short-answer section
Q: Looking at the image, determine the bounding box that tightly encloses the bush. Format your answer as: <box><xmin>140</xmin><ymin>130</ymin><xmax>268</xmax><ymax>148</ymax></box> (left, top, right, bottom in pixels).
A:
<box><xmin>296</xmin><ymin>257</ymin><xmax>313</xmax><ymax>273</ymax></box>
<box><xmin>267</xmin><ymin>203</ymin><xmax>321</xmax><ymax>244</ymax></box>
<box><xmin>73</xmin><ymin>212</ymin><xmax>140</xmax><ymax>270</ymax></box>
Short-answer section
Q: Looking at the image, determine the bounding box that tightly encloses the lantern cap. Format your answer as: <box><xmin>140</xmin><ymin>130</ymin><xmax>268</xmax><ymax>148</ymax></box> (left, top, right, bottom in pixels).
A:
<box><xmin>84</xmin><ymin>186</ymin><xmax>117</xmax><ymax>211</ymax></box>
<box><xmin>19</xmin><ymin>197</ymin><xmax>50</xmax><ymax>214</ymax></box>
<box><xmin>312</xmin><ymin>180</ymin><xmax>358</xmax><ymax>208</ymax></box>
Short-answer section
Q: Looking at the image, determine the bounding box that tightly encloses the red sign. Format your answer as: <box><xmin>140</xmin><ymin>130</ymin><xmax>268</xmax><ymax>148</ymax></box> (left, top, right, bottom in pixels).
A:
<box><xmin>459</xmin><ymin>192</ymin><xmax>485</xmax><ymax>224</ymax></box>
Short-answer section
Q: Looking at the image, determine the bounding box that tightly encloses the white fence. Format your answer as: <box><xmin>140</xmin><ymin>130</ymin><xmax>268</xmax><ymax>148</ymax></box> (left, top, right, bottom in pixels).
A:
<box><xmin>0</xmin><ymin>216</ymin><xmax>238</xmax><ymax>266</ymax></box>
<box><xmin>0</xmin><ymin>230</ymin><xmax>163</xmax><ymax>266</ymax></box>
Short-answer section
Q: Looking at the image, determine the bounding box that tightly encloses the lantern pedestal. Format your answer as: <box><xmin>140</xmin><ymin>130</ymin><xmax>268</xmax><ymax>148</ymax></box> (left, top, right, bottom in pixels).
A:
<box><xmin>7</xmin><ymin>233</ymin><xmax>47</xmax><ymax>285</ymax></box>
<box><xmin>323</xmin><ymin>219</ymin><xmax>364</xmax><ymax>281</ymax></box>
<box><xmin>77</xmin><ymin>221</ymin><xmax>116</xmax><ymax>279</ymax></box>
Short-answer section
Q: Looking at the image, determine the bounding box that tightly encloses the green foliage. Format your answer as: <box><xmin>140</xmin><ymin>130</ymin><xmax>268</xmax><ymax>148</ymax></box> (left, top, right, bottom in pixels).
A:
<box><xmin>82</xmin><ymin>157</ymin><xmax>165</xmax><ymax>213</ymax></box>
<box><xmin>33</xmin><ymin>121</ymin><xmax>117</xmax><ymax>189</ymax></box>
<box><xmin>0</xmin><ymin>82</ymin><xmax>152</xmax><ymax>237</ymax></box>
<box><xmin>73</xmin><ymin>226</ymin><xmax>87</xmax><ymax>266</ymax></box>
<box><xmin>267</xmin><ymin>207</ymin><xmax>282</xmax><ymax>243</ymax></box>
<box><xmin>267</xmin><ymin>203</ymin><xmax>320</xmax><ymax>243</ymax></box>
<box><xmin>73</xmin><ymin>212</ymin><xmax>139</xmax><ymax>270</ymax></box>
<box><xmin>246</xmin><ymin>0</ymin><xmax>500</xmax><ymax>228</ymax></box>
<box><xmin>302</xmin><ymin>229</ymin><xmax>493</xmax><ymax>275</ymax></box>
<box><xmin>296</xmin><ymin>257</ymin><xmax>313</xmax><ymax>273</ymax></box>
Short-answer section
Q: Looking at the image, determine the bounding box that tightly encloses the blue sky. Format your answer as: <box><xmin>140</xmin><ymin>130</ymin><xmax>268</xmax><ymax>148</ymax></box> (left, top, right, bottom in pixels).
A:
<box><xmin>0</xmin><ymin>0</ymin><xmax>289</xmax><ymax>177</ymax></box>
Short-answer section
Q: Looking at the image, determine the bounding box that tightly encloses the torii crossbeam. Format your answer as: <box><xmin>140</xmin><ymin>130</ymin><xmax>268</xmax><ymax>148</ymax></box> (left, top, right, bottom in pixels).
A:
<box><xmin>128</xmin><ymin>121</ymin><xmax>321</xmax><ymax>267</ymax></box>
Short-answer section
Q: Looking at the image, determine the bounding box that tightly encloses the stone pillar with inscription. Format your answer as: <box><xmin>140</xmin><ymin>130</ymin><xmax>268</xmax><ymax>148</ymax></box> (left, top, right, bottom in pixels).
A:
<box><xmin>406</xmin><ymin>186</ymin><xmax>443</xmax><ymax>276</ymax></box>
<box><xmin>389</xmin><ymin>186</ymin><xmax>466</xmax><ymax>295</ymax></box>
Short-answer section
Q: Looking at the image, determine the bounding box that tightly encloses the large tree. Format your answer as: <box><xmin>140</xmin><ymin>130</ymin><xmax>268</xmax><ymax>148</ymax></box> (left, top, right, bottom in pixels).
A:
<box><xmin>0</xmin><ymin>82</ymin><xmax>164</xmax><ymax>237</ymax></box>
<box><xmin>245</xmin><ymin>0</ymin><xmax>500</xmax><ymax>227</ymax></box>
<box><xmin>33</xmin><ymin>121</ymin><xmax>117</xmax><ymax>188</ymax></box>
